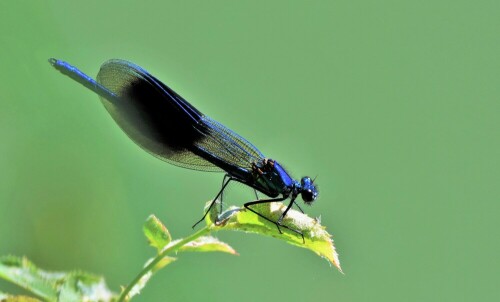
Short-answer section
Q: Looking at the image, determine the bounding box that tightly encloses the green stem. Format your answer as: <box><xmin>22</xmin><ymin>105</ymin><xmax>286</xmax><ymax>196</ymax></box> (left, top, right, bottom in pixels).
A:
<box><xmin>118</xmin><ymin>226</ymin><xmax>212</xmax><ymax>302</ymax></box>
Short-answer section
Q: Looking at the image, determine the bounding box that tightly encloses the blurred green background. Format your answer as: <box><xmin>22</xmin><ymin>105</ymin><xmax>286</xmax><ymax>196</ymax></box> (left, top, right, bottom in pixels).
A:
<box><xmin>1</xmin><ymin>1</ymin><xmax>499</xmax><ymax>301</ymax></box>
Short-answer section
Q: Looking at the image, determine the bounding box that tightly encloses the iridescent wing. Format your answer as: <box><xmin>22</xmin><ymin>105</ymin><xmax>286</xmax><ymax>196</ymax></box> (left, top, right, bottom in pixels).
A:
<box><xmin>95</xmin><ymin>59</ymin><xmax>264</xmax><ymax>173</ymax></box>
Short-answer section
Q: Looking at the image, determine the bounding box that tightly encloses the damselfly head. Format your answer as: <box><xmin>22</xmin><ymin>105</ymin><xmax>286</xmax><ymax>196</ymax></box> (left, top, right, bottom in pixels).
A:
<box><xmin>300</xmin><ymin>176</ymin><xmax>318</xmax><ymax>205</ymax></box>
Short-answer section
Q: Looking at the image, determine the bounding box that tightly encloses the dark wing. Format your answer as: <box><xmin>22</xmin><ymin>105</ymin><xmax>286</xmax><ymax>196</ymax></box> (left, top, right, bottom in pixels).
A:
<box><xmin>97</xmin><ymin>59</ymin><xmax>221</xmax><ymax>171</ymax></box>
<box><xmin>96</xmin><ymin>59</ymin><xmax>265</xmax><ymax>173</ymax></box>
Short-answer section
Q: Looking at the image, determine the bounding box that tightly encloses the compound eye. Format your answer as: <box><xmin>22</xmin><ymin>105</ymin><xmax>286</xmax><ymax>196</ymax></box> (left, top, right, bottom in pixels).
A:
<box><xmin>301</xmin><ymin>189</ymin><xmax>315</xmax><ymax>203</ymax></box>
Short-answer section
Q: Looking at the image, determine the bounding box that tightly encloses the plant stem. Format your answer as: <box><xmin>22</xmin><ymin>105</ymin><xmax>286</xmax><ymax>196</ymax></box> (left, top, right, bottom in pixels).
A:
<box><xmin>118</xmin><ymin>226</ymin><xmax>211</xmax><ymax>302</ymax></box>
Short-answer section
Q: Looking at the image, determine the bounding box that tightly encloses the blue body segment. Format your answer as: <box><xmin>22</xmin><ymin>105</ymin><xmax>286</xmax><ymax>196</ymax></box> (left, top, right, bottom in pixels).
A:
<box><xmin>274</xmin><ymin>162</ymin><xmax>295</xmax><ymax>190</ymax></box>
<box><xmin>49</xmin><ymin>59</ymin><xmax>119</xmax><ymax>104</ymax></box>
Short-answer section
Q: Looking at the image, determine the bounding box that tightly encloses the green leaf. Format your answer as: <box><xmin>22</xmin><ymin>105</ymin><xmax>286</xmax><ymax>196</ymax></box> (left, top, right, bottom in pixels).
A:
<box><xmin>0</xmin><ymin>294</ymin><xmax>42</xmax><ymax>302</ymax></box>
<box><xmin>178</xmin><ymin>236</ymin><xmax>238</xmax><ymax>255</ymax></box>
<box><xmin>0</xmin><ymin>256</ymin><xmax>116</xmax><ymax>302</ymax></box>
<box><xmin>206</xmin><ymin>201</ymin><xmax>343</xmax><ymax>272</ymax></box>
<box><xmin>149</xmin><ymin>256</ymin><xmax>177</xmax><ymax>273</ymax></box>
<box><xmin>123</xmin><ymin>234</ymin><xmax>236</xmax><ymax>300</ymax></box>
<box><xmin>0</xmin><ymin>256</ymin><xmax>59</xmax><ymax>301</ymax></box>
<box><xmin>119</xmin><ymin>223</ymin><xmax>236</xmax><ymax>301</ymax></box>
<box><xmin>143</xmin><ymin>215</ymin><xmax>172</xmax><ymax>252</ymax></box>
<box><xmin>58</xmin><ymin>272</ymin><xmax>115</xmax><ymax>302</ymax></box>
